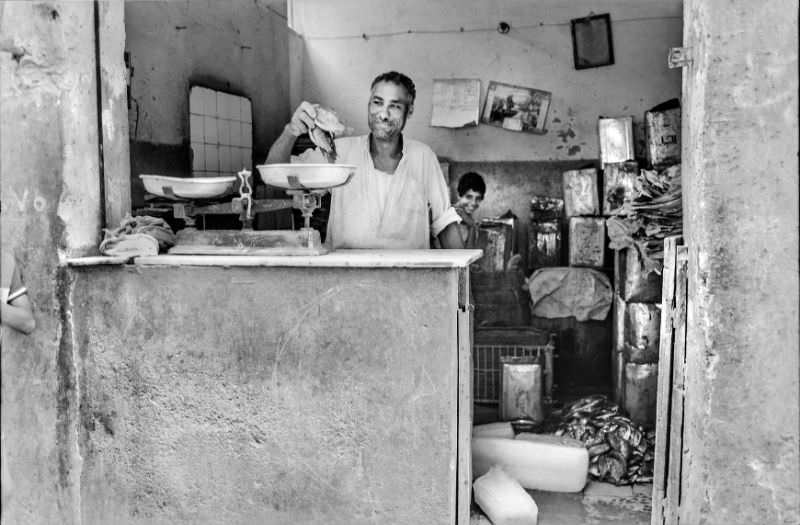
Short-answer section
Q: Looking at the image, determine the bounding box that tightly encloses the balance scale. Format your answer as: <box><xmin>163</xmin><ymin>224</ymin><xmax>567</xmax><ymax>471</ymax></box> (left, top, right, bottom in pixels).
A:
<box><xmin>139</xmin><ymin>164</ymin><xmax>354</xmax><ymax>256</ymax></box>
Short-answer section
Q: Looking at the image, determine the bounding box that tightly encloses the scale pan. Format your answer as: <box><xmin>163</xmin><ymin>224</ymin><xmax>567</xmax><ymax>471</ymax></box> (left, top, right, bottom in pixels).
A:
<box><xmin>140</xmin><ymin>174</ymin><xmax>237</xmax><ymax>200</ymax></box>
<box><xmin>256</xmin><ymin>163</ymin><xmax>356</xmax><ymax>190</ymax></box>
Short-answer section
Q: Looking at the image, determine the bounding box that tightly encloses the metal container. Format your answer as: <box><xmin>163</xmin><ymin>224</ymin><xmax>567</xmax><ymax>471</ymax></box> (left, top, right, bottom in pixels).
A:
<box><xmin>528</xmin><ymin>221</ymin><xmax>562</xmax><ymax>270</ymax></box>
<box><xmin>612</xmin><ymin>294</ymin><xmax>627</xmax><ymax>406</ymax></box>
<box><xmin>623</xmin><ymin>302</ymin><xmax>661</xmax><ymax>363</ymax></box>
<box><xmin>500</xmin><ymin>357</ymin><xmax>544</xmax><ymax>423</ymax></box>
<box><xmin>615</xmin><ymin>247</ymin><xmax>663</xmax><ymax>303</ymax></box>
<box><xmin>529</xmin><ymin>196</ymin><xmax>564</xmax><ymax>222</ymax></box>
<box><xmin>598</xmin><ymin>117</ymin><xmax>634</xmax><ymax>164</ymax></box>
<box><xmin>474</xmin><ymin>220</ymin><xmax>512</xmax><ymax>272</ymax></box>
<box><xmin>563</xmin><ymin>168</ymin><xmax>600</xmax><ymax>217</ymax></box>
<box><xmin>645</xmin><ymin>105</ymin><xmax>681</xmax><ymax>168</ymax></box>
<box><xmin>568</xmin><ymin>216</ymin><xmax>606</xmax><ymax>268</ymax></box>
<box><xmin>624</xmin><ymin>362</ymin><xmax>658</xmax><ymax>428</ymax></box>
<box><xmin>602</xmin><ymin>160</ymin><xmax>639</xmax><ymax>215</ymax></box>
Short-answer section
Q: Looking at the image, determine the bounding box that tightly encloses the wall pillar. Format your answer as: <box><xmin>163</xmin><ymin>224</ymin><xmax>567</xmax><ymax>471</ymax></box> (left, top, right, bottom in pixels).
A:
<box><xmin>681</xmin><ymin>0</ymin><xmax>799</xmax><ymax>522</ymax></box>
<box><xmin>1</xmin><ymin>1</ymin><xmax>128</xmax><ymax>523</ymax></box>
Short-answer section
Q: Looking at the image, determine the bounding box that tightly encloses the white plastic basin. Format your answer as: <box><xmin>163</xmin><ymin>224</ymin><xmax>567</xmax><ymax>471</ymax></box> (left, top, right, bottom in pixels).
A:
<box><xmin>140</xmin><ymin>175</ymin><xmax>236</xmax><ymax>199</ymax></box>
<box><xmin>256</xmin><ymin>164</ymin><xmax>355</xmax><ymax>190</ymax></box>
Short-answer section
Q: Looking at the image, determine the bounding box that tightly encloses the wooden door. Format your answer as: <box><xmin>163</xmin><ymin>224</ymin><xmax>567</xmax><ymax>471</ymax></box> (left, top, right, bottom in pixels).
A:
<box><xmin>651</xmin><ymin>236</ymin><xmax>688</xmax><ymax>524</ymax></box>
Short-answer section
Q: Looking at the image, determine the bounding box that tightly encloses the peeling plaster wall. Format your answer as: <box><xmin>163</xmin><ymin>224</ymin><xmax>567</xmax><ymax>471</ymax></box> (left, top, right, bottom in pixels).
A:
<box><xmin>681</xmin><ymin>0</ymin><xmax>799</xmax><ymax>522</ymax></box>
<box><xmin>1</xmin><ymin>2</ymin><xmax>127</xmax><ymax>523</ymax></box>
<box><xmin>290</xmin><ymin>0</ymin><xmax>682</xmax><ymax>162</ymax></box>
<box><xmin>124</xmin><ymin>0</ymin><xmax>292</xmax><ymax>206</ymax></box>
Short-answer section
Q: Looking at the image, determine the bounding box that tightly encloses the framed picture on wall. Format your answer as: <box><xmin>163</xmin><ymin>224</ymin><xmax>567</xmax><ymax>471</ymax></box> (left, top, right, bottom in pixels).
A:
<box><xmin>571</xmin><ymin>13</ymin><xmax>614</xmax><ymax>70</ymax></box>
<box><xmin>481</xmin><ymin>81</ymin><xmax>552</xmax><ymax>135</ymax></box>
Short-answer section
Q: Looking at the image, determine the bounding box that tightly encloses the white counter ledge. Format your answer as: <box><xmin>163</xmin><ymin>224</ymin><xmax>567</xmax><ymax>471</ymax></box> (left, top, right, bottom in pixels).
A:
<box><xmin>66</xmin><ymin>249</ymin><xmax>483</xmax><ymax>269</ymax></box>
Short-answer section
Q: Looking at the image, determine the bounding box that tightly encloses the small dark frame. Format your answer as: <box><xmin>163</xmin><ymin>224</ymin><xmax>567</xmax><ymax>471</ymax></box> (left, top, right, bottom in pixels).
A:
<box><xmin>571</xmin><ymin>13</ymin><xmax>614</xmax><ymax>70</ymax></box>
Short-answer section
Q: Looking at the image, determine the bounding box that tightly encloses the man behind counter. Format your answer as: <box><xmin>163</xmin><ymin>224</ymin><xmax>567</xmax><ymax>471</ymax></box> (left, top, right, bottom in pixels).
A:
<box><xmin>265</xmin><ymin>71</ymin><xmax>464</xmax><ymax>250</ymax></box>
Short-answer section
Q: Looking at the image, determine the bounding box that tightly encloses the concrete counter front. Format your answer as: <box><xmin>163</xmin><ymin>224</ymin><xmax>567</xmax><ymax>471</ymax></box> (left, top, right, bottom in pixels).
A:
<box><xmin>65</xmin><ymin>250</ymin><xmax>480</xmax><ymax>524</ymax></box>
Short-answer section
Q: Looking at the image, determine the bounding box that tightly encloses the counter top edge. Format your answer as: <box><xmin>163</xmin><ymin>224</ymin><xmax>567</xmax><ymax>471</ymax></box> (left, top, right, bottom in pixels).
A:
<box><xmin>66</xmin><ymin>250</ymin><xmax>483</xmax><ymax>269</ymax></box>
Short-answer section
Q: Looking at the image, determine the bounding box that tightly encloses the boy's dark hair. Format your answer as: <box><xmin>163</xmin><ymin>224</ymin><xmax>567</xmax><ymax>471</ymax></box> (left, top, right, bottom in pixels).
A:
<box><xmin>457</xmin><ymin>172</ymin><xmax>486</xmax><ymax>197</ymax></box>
<box><xmin>371</xmin><ymin>71</ymin><xmax>416</xmax><ymax>103</ymax></box>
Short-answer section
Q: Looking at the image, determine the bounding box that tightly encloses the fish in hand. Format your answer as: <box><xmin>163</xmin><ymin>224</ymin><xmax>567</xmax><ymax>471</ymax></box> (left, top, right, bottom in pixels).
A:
<box><xmin>309</xmin><ymin>105</ymin><xmax>348</xmax><ymax>163</ymax></box>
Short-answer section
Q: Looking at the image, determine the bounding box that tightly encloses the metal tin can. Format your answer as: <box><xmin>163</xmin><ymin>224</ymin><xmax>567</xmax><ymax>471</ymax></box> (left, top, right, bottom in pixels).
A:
<box><xmin>623</xmin><ymin>302</ymin><xmax>661</xmax><ymax>363</ymax></box>
<box><xmin>624</xmin><ymin>362</ymin><xmax>658</xmax><ymax>427</ymax></box>
<box><xmin>568</xmin><ymin>216</ymin><xmax>606</xmax><ymax>268</ymax></box>
<box><xmin>598</xmin><ymin>117</ymin><xmax>634</xmax><ymax>165</ymax></box>
<box><xmin>500</xmin><ymin>356</ymin><xmax>544</xmax><ymax>422</ymax></box>
<box><xmin>616</xmin><ymin>247</ymin><xmax>663</xmax><ymax>303</ymax></box>
<box><xmin>563</xmin><ymin>168</ymin><xmax>600</xmax><ymax>217</ymax></box>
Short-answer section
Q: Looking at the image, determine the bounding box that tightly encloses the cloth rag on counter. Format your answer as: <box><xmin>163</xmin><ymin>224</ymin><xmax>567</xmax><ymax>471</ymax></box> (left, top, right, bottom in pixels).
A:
<box><xmin>524</xmin><ymin>267</ymin><xmax>612</xmax><ymax>321</ymax></box>
<box><xmin>100</xmin><ymin>214</ymin><xmax>176</xmax><ymax>257</ymax></box>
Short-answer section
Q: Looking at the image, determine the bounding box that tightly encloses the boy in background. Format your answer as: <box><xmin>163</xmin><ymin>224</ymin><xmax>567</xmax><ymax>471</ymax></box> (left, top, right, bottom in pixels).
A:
<box><xmin>453</xmin><ymin>171</ymin><xmax>486</xmax><ymax>249</ymax></box>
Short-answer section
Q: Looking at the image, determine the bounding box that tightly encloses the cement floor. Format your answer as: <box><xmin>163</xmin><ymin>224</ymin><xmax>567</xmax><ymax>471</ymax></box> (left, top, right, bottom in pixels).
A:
<box><xmin>472</xmin><ymin>403</ymin><xmax>652</xmax><ymax>525</ymax></box>
<box><xmin>471</xmin><ymin>481</ymin><xmax>652</xmax><ymax>525</ymax></box>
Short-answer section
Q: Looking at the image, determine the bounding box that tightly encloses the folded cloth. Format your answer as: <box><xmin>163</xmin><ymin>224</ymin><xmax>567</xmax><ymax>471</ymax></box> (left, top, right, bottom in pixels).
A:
<box><xmin>524</xmin><ymin>267</ymin><xmax>612</xmax><ymax>321</ymax></box>
<box><xmin>99</xmin><ymin>214</ymin><xmax>176</xmax><ymax>257</ymax></box>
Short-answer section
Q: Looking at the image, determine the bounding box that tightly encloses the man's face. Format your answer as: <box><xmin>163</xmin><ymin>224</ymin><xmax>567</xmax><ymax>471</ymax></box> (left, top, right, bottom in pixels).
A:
<box><xmin>368</xmin><ymin>81</ymin><xmax>413</xmax><ymax>141</ymax></box>
<box><xmin>456</xmin><ymin>189</ymin><xmax>483</xmax><ymax>216</ymax></box>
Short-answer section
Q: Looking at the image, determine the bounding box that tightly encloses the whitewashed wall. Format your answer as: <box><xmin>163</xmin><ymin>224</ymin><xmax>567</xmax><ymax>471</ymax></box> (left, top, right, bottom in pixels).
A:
<box><xmin>290</xmin><ymin>0</ymin><xmax>682</xmax><ymax>161</ymax></box>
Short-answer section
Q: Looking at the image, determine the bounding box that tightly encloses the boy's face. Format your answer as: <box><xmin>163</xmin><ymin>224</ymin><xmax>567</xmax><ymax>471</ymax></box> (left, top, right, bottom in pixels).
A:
<box><xmin>456</xmin><ymin>189</ymin><xmax>483</xmax><ymax>216</ymax></box>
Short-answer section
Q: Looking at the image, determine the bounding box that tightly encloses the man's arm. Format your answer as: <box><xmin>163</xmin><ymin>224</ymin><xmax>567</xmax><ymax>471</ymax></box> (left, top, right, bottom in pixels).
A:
<box><xmin>264</xmin><ymin>101</ymin><xmax>318</xmax><ymax>163</ymax></box>
<box><xmin>1</xmin><ymin>267</ymin><xmax>35</xmax><ymax>334</ymax></box>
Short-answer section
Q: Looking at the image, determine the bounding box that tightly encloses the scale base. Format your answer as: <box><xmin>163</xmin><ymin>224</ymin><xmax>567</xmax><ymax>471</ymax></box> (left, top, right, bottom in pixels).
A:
<box><xmin>168</xmin><ymin>228</ymin><xmax>328</xmax><ymax>256</ymax></box>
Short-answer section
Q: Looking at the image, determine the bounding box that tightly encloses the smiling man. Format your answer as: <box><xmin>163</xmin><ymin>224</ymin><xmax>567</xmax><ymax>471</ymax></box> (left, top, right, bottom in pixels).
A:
<box><xmin>266</xmin><ymin>71</ymin><xmax>463</xmax><ymax>249</ymax></box>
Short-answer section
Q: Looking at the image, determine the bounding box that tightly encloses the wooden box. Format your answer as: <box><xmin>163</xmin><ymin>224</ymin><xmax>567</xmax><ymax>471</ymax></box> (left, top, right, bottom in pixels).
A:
<box><xmin>563</xmin><ymin>168</ymin><xmax>600</xmax><ymax>217</ymax></box>
<box><xmin>568</xmin><ymin>217</ymin><xmax>606</xmax><ymax>268</ymax></box>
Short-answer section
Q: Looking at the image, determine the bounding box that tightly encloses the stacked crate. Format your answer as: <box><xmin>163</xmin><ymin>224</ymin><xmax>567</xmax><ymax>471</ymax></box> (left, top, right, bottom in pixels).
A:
<box><xmin>563</xmin><ymin>167</ymin><xmax>605</xmax><ymax>269</ymax></box>
<box><xmin>613</xmin><ymin>248</ymin><xmax>662</xmax><ymax>426</ymax></box>
<box><xmin>608</xmin><ymin>102</ymin><xmax>681</xmax><ymax>427</ymax></box>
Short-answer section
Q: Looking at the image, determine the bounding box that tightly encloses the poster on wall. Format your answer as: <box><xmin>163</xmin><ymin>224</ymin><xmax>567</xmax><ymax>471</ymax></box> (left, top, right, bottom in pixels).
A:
<box><xmin>481</xmin><ymin>81</ymin><xmax>551</xmax><ymax>135</ymax></box>
<box><xmin>430</xmin><ymin>79</ymin><xmax>481</xmax><ymax>128</ymax></box>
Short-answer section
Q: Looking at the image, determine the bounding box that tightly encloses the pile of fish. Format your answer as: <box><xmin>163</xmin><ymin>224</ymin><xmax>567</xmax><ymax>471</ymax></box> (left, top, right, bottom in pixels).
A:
<box><xmin>548</xmin><ymin>396</ymin><xmax>655</xmax><ymax>486</ymax></box>
<box><xmin>607</xmin><ymin>164</ymin><xmax>682</xmax><ymax>274</ymax></box>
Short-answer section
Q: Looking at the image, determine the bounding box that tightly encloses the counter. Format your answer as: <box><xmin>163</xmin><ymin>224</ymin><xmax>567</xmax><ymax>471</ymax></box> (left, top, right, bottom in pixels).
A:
<box><xmin>66</xmin><ymin>250</ymin><xmax>480</xmax><ymax>524</ymax></box>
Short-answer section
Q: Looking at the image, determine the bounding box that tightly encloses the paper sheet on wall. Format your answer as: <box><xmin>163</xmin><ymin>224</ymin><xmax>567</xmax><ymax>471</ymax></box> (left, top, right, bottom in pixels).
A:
<box><xmin>430</xmin><ymin>79</ymin><xmax>480</xmax><ymax>128</ymax></box>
